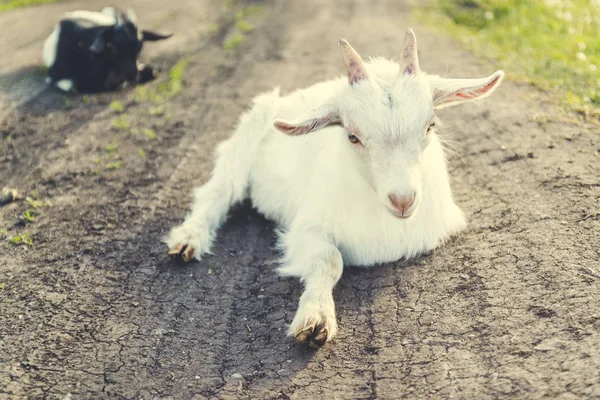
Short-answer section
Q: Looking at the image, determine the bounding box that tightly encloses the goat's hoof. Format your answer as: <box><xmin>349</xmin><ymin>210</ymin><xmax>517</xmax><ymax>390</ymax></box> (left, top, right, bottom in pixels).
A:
<box><xmin>168</xmin><ymin>244</ymin><xmax>195</xmax><ymax>262</ymax></box>
<box><xmin>295</xmin><ymin>323</ymin><xmax>328</xmax><ymax>349</ymax></box>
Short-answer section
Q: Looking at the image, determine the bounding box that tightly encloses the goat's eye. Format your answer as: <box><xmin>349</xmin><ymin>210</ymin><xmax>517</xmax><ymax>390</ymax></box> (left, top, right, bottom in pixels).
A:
<box><xmin>348</xmin><ymin>133</ymin><xmax>361</xmax><ymax>144</ymax></box>
<box><xmin>426</xmin><ymin>122</ymin><xmax>435</xmax><ymax>134</ymax></box>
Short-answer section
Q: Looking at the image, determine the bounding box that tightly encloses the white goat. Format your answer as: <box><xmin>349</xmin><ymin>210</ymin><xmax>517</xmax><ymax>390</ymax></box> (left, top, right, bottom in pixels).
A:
<box><xmin>166</xmin><ymin>30</ymin><xmax>504</xmax><ymax>348</ymax></box>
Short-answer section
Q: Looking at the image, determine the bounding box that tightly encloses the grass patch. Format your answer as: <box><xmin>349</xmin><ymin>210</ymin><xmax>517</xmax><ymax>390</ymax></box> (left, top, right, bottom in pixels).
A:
<box><xmin>9</xmin><ymin>231</ymin><xmax>33</xmax><ymax>245</ymax></box>
<box><xmin>142</xmin><ymin>128</ymin><xmax>156</xmax><ymax>140</ymax></box>
<box><xmin>106</xmin><ymin>160</ymin><xmax>122</xmax><ymax>170</ymax></box>
<box><xmin>422</xmin><ymin>0</ymin><xmax>600</xmax><ymax>120</ymax></box>
<box><xmin>149</xmin><ymin>105</ymin><xmax>165</xmax><ymax>116</ymax></box>
<box><xmin>138</xmin><ymin>149</ymin><xmax>146</xmax><ymax>158</ymax></box>
<box><xmin>134</xmin><ymin>58</ymin><xmax>189</xmax><ymax>103</ymax></box>
<box><xmin>0</xmin><ymin>0</ymin><xmax>60</xmax><ymax>13</ymax></box>
<box><xmin>111</xmin><ymin>115</ymin><xmax>130</xmax><ymax>130</ymax></box>
<box><xmin>23</xmin><ymin>210</ymin><xmax>35</xmax><ymax>222</ymax></box>
<box><xmin>224</xmin><ymin>33</ymin><xmax>245</xmax><ymax>50</ymax></box>
<box><xmin>110</xmin><ymin>100</ymin><xmax>125</xmax><ymax>113</ymax></box>
<box><xmin>236</xmin><ymin>19</ymin><xmax>254</xmax><ymax>33</ymax></box>
<box><xmin>105</xmin><ymin>139</ymin><xmax>119</xmax><ymax>154</ymax></box>
<box><xmin>165</xmin><ymin>58</ymin><xmax>188</xmax><ymax>94</ymax></box>
<box><xmin>26</xmin><ymin>195</ymin><xmax>50</xmax><ymax>208</ymax></box>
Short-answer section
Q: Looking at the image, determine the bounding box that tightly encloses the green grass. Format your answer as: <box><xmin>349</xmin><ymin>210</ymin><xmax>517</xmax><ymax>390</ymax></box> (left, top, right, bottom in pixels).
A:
<box><xmin>0</xmin><ymin>0</ymin><xmax>60</xmax><ymax>13</ymax></box>
<box><xmin>424</xmin><ymin>0</ymin><xmax>600</xmax><ymax>120</ymax></box>
<box><xmin>149</xmin><ymin>105</ymin><xmax>165</xmax><ymax>116</ymax></box>
<box><xmin>105</xmin><ymin>139</ymin><xmax>119</xmax><ymax>154</ymax></box>
<box><xmin>9</xmin><ymin>231</ymin><xmax>33</xmax><ymax>245</ymax></box>
<box><xmin>110</xmin><ymin>100</ymin><xmax>125</xmax><ymax>113</ymax></box>
<box><xmin>111</xmin><ymin>115</ymin><xmax>130</xmax><ymax>130</ymax></box>
<box><xmin>25</xmin><ymin>195</ymin><xmax>50</xmax><ymax>208</ymax></box>
<box><xmin>142</xmin><ymin>128</ymin><xmax>156</xmax><ymax>140</ymax></box>
<box><xmin>224</xmin><ymin>33</ymin><xmax>245</xmax><ymax>50</ymax></box>
<box><xmin>134</xmin><ymin>58</ymin><xmax>189</xmax><ymax>103</ymax></box>
<box><xmin>236</xmin><ymin>19</ymin><xmax>254</xmax><ymax>33</ymax></box>
<box><xmin>23</xmin><ymin>210</ymin><xmax>35</xmax><ymax>222</ymax></box>
<box><xmin>106</xmin><ymin>160</ymin><xmax>122</xmax><ymax>170</ymax></box>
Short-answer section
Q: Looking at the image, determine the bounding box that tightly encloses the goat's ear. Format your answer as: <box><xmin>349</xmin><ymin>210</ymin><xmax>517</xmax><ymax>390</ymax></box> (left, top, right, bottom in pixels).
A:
<box><xmin>430</xmin><ymin>70</ymin><xmax>504</xmax><ymax>109</ymax></box>
<box><xmin>273</xmin><ymin>105</ymin><xmax>341</xmax><ymax>136</ymax></box>
<box><xmin>142</xmin><ymin>30</ymin><xmax>173</xmax><ymax>41</ymax></box>
<box><xmin>401</xmin><ymin>29</ymin><xmax>420</xmax><ymax>75</ymax></box>
<box><xmin>339</xmin><ymin>39</ymin><xmax>369</xmax><ymax>85</ymax></box>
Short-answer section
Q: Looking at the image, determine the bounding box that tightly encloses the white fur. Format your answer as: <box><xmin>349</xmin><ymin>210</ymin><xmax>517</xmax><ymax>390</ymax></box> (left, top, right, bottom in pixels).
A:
<box><xmin>167</xmin><ymin>36</ymin><xmax>503</xmax><ymax>345</ymax></box>
<box><xmin>62</xmin><ymin>10</ymin><xmax>116</xmax><ymax>27</ymax></box>
<box><xmin>42</xmin><ymin>25</ymin><xmax>60</xmax><ymax>67</ymax></box>
<box><xmin>56</xmin><ymin>79</ymin><xmax>73</xmax><ymax>92</ymax></box>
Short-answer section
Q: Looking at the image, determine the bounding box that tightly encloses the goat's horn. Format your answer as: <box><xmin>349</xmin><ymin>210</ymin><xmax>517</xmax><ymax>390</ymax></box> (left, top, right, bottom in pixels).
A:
<box><xmin>339</xmin><ymin>39</ymin><xmax>369</xmax><ymax>85</ymax></box>
<box><xmin>401</xmin><ymin>29</ymin><xmax>420</xmax><ymax>75</ymax></box>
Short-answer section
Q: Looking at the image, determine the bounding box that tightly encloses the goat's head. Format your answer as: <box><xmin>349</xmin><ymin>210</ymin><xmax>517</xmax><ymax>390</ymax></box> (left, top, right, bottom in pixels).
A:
<box><xmin>274</xmin><ymin>29</ymin><xmax>504</xmax><ymax>219</ymax></box>
<box><xmin>88</xmin><ymin>8</ymin><xmax>172</xmax><ymax>83</ymax></box>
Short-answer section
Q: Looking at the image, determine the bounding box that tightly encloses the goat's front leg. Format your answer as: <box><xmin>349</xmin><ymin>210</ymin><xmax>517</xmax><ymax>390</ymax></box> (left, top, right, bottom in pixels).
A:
<box><xmin>166</xmin><ymin>137</ymin><xmax>244</xmax><ymax>262</ymax></box>
<box><xmin>280</xmin><ymin>229</ymin><xmax>343</xmax><ymax>348</ymax></box>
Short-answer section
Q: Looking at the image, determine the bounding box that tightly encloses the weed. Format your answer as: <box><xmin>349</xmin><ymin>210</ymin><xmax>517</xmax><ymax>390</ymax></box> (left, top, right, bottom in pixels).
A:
<box><xmin>143</xmin><ymin>128</ymin><xmax>157</xmax><ymax>140</ymax></box>
<box><xmin>166</xmin><ymin>58</ymin><xmax>188</xmax><ymax>94</ymax></box>
<box><xmin>110</xmin><ymin>100</ymin><xmax>125</xmax><ymax>113</ymax></box>
<box><xmin>9</xmin><ymin>231</ymin><xmax>33</xmax><ymax>245</ymax></box>
<box><xmin>134</xmin><ymin>58</ymin><xmax>189</xmax><ymax>104</ymax></box>
<box><xmin>138</xmin><ymin>149</ymin><xmax>146</xmax><ymax>157</ymax></box>
<box><xmin>111</xmin><ymin>115</ymin><xmax>130</xmax><ymax>130</ymax></box>
<box><xmin>105</xmin><ymin>139</ymin><xmax>119</xmax><ymax>154</ymax></box>
<box><xmin>26</xmin><ymin>196</ymin><xmax>50</xmax><ymax>208</ymax></box>
<box><xmin>224</xmin><ymin>33</ymin><xmax>245</xmax><ymax>50</ymax></box>
<box><xmin>23</xmin><ymin>210</ymin><xmax>35</xmax><ymax>222</ymax></box>
<box><xmin>149</xmin><ymin>105</ymin><xmax>165</xmax><ymax>116</ymax></box>
<box><xmin>106</xmin><ymin>160</ymin><xmax>122</xmax><ymax>170</ymax></box>
<box><xmin>236</xmin><ymin>19</ymin><xmax>254</xmax><ymax>33</ymax></box>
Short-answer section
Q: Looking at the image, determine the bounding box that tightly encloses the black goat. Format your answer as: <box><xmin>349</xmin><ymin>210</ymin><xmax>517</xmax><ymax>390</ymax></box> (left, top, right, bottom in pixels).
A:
<box><xmin>43</xmin><ymin>7</ymin><xmax>172</xmax><ymax>93</ymax></box>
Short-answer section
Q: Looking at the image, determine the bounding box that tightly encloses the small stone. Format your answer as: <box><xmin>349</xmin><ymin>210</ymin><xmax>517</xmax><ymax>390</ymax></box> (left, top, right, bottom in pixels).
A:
<box><xmin>231</xmin><ymin>373</ymin><xmax>244</xmax><ymax>380</ymax></box>
<box><xmin>534</xmin><ymin>338</ymin><xmax>565</xmax><ymax>351</ymax></box>
<box><xmin>195</xmin><ymin>375</ymin><xmax>200</xmax><ymax>380</ymax></box>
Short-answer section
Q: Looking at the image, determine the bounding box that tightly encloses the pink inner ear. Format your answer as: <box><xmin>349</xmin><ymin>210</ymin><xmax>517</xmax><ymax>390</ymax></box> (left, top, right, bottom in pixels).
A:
<box><xmin>274</xmin><ymin>121</ymin><xmax>310</xmax><ymax>136</ymax></box>
<box><xmin>347</xmin><ymin>61</ymin><xmax>369</xmax><ymax>84</ymax></box>
<box><xmin>274</xmin><ymin>111</ymin><xmax>341</xmax><ymax>136</ymax></box>
<box><xmin>452</xmin><ymin>74</ymin><xmax>501</xmax><ymax>100</ymax></box>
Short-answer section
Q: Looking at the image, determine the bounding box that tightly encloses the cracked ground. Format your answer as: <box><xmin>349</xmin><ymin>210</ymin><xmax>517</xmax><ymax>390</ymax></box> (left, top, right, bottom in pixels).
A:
<box><xmin>1</xmin><ymin>0</ymin><xmax>599</xmax><ymax>399</ymax></box>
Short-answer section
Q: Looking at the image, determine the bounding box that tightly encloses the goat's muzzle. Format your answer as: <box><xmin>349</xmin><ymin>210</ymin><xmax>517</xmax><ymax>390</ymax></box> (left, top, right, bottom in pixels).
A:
<box><xmin>388</xmin><ymin>192</ymin><xmax>416</xmax><ymax>218</ymax></box>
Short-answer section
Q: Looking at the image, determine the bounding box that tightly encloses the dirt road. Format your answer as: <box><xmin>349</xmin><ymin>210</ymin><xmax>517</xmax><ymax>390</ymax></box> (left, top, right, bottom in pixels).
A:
<box><xmin>1</xmin><ymin>0</ymin><xmax>599</xmax><ymax>398</ymax></box>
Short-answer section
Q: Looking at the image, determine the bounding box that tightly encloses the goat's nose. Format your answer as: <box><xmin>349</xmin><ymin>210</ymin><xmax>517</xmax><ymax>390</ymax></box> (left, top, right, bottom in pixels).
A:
<box><xmin>388</xmin><ymin>193</ymin><xmax>416</xmax><ymax>217</ymax></box>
